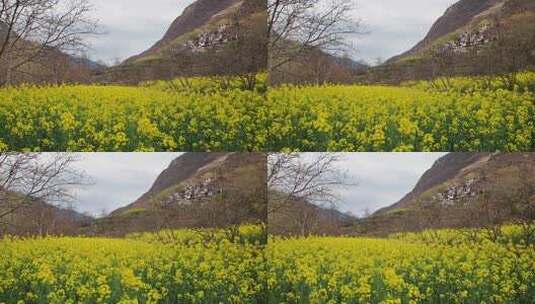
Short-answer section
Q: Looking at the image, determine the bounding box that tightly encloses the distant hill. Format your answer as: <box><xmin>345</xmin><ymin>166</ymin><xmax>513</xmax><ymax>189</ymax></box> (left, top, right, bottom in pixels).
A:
<box><xmin>0</xmin><ymin>21</ymin><xmax>105</xmax><ymax>85</ymax></box>
<box><xmin>270</xmin><ymin>43</ymin><xmax>369</xmax><ymax>85</ymax></box>
<box><xmin>333</xmin><ymin>56</ymin><xmax>369</xmax><ymax>72</ymax></box>
<box><xmin>268</xmin><ymin>192</ymin><xmax>357</xmax><ymax>237</ymax></box>
<box><xmin>69</xmin><ymin>55</ymin><xmax>106</xmax><ymax>71</ymax></box>
<box><xmin>0</xmin><ymin>195</ymin><xmax>92</xmax><ymax>237</ymax></box>
<box><xmin>357</xmin><ymin>153</ymin><xmax>535</xmax><ymax>236</ymax></box>
<box><xmin>93</xmin><ymin>153</ymin><xmax>267</xmax><ymax>236</ymax></box>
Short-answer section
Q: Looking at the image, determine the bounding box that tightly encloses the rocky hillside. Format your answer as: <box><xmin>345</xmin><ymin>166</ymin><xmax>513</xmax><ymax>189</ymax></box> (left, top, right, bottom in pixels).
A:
<box><xmin>106</xmin><ymin>0</ymin><xmax>266</xmax><ymax>83</ymax></box>
<box><xmin>366</xmin><ymin>0</ymin><xmax>535</xmax><ymax>83</ymax></box>
<box><xmin>357</xmin><ymin>153</ymin><xmax>535</xmax><ymax>236</ymax></box>
<box><xmin>389</xmin><ymin>0</ymin><xmax>505</xmax><ymax>62</ymax></box>
<box><xmin>110</xmin><ymin>153</ymin><xmax>227</xmax><ymax>215</ymax></box>
<box><xmin>127</xmin><ymin>0</ymin><xmax>243</xmax><ymax>62</ymax></box>
<box><xmin>375</xmin><ymin>153</ymin><xmax>490</xmax><ymax>214</ymax></box>
<box><xmin>391</xmin><ymin>0</ymin><xmax>535</xmax><ymax>63</ymax></box>
<box><xmin>95</xmin><ymin>153</ymin><xmax>267</xmax><ymax>236</ymax></box>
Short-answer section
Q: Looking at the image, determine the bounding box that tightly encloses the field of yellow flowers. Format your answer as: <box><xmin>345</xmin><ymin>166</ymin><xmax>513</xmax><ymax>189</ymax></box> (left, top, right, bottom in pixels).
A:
<box><xmin>0</xmin><ymin>73</ymin><xmax>534</xmax><ymax>152</ymax></box>
<box><xmin>0</xmin><ymin>227</ymin><xmax>267</xmax><ymax>304</ymax></box>
<box><xmin>0</xmin><ymin>77</ymin><xmax>268</xmax><ymax>152</ymax></box>
<box><xmin>266</xmin><ymin>75</ymin><xmax>535</xmax><ymax>152</ymax></box>
<box><xmin>2</xmin><ymin>223</ymin><xmax>534</xmax><ymax>303</ymax></box>
<box><xmin>268</xmin><ymin>234</ymin><xmax>535</xmax><ymax>303</ymax></box>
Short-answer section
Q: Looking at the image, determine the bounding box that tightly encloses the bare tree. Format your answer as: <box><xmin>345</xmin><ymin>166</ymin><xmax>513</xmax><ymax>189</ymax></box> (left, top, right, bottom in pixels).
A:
<box><xmin>488</xmin><ymin>17</ymin><xmax>535</xmax><ymax>90</ymax></box>
<box><xmin>268</xmin><ymin>0</ymin><xmax>362</xmax><ymax>76</ymax></box>
<box><xmin>268</xmin><ymin>152</ymin><xmax>351</xmax><ymax>236</ymax></box>
<box><xmin>0</xmin><ymin>153</ymin><xmax>86</xmax><ymax>228</ymax></box>
<box><xmin>0</xmin><ymin>0</ymin><xmax>98</xmax><ymax>85</ymax></box>
<box><xmin>511</xmin><ymin>162</ymin><xmax>535</xmax><ymax>245</ymax></box>
<box><xmin>268</xmin><ymin>153</ymin><xmax>347</xmax><ymax>209</ymax></box>
<box><xmin>427</xmin><ymin>47</ymin><xmax>456</xmax><ymax>91</ymax></box>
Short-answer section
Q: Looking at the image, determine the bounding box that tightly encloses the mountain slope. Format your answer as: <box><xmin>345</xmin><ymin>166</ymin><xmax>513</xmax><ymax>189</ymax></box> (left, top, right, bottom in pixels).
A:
<box><xmin>375</xmin><ymin>153</ymin><xmax>490</xmax><ymax>214</ymax></box>
<box><xmin>110</xmin><ymin>153</ymin><xmax>228</xmax><ymax>215</ymax></box>
<box><xmin>105</xmin><ymin>0</ymin><xmax>266</xmax><ymax>83</ymax></box>
<box><xmin>97</xmin><ymin>153</ymin><xmax>267</xmax><ymax>236</ymax></box>
<box><xmin>358</xmin><ymin>153</ymin><xmax>535</xmax><ymax>236</ymax></box>
<box><xmin>127</xmin><ymin>0</ymin><xmax>242</xmax><ymax>62</ymax></box>
<box><xmin>389</xmin><ymin>0</ymin><xmax>505</xmax><ymax>62</ymax></box>
<box><xmin>369</xmin><ymin>0</ymin><xmax>535</xmax><ymax>84</ymax></box>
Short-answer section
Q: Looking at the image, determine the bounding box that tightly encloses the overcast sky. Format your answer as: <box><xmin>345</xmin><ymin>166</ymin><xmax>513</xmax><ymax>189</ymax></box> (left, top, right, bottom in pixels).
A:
<box><xmin>330</xmin><ymin>153</ymin><xmax>447</xmax><ymax>216</ymax></box>
<box><xmin>69</xmin><ymin>153</ymin><xmax>183</xmax><ymax>216</ymax></box>
<box><xmin>84</xmin><ymin>0</ymin><xmax>455</xmax><ymax>64</ymax></box>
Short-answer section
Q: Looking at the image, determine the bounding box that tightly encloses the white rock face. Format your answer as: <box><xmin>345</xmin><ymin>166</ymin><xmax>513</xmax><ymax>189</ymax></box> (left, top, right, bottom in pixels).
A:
<box><xmin>438</xmin><ymin>25</ymin><xmax>492</xmax><ymax>54</ymax></box>
<box><xmin>186</xmin><ymin>24</ymin><xmax>239</xmax><ymax>53</ymax></box>
<box><xmin>162</xmin><ymin>178</ymin><xmax>218</xmax><ymax>207</ymax></box>
<box><xmin>433</xmin><ymin>179</ymin><xmax>478</xmax><ymax>206</ymax></box>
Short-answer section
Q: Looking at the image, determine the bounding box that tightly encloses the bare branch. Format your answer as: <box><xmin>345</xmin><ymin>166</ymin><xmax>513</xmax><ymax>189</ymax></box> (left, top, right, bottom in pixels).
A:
<box><xmin>0</xmin><ymin>153</ymin><xmax>87</xmax><ymax>222</ymax></box>
<box><xmin>268</xmin><ymin>0</ymin><xmax>363</xmax><ymax>74</ymax></box>
<box><xmin>268</xmin><ymin>152</ymin><xmax>351</xmax><ymax>213</ymax></box>
<box><xmin>0</xmin><ymin>0</ymin><xmax>99</xmax><ymax>85</ymax></box>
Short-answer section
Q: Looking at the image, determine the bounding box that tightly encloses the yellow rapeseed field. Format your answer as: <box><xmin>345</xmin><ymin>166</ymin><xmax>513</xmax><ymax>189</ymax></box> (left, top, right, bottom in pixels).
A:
<box><xmin>0</xmin><ymin>226</ymin><xmax>267</xmax><ymax>304</ymax></box>
<box><xmin>267</xmin><ymin>234</ymin><xmax>535</xmax><ymax>303</ymax></box>
<box><xmin>1</xmin><ymin>222</ymin><xmax>534</xmax><ymax>303</ymax></box>
<box><xmin>0</xmin><ymin>73</ymin><xmax>534</xmax><ymax>152</ymax></box>
<box><xmin>266</xmin><ymin>81</ymin><xmax>534</xmax><ymax>152</ymax></box>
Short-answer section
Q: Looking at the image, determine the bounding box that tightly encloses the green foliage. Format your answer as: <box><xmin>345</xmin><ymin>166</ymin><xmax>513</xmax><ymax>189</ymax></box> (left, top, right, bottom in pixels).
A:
<box><xmin>390</xmin><ymin>224</ymin><xmax>535</xmax><ymax>247</ymax></box>
<box><xmin>402</xmin><ymin>72</ymin><xmax>535</xmax><ymax>94</ymax></box>
<box><xmin>127</xmin><ymin>224</ymin><xmax>267</xmax><ymax>246</ymax></box>
<box><xmin>142</xmin><ymin>74</ymin><xmax>268</xmax><ymax>95</ymax></box>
